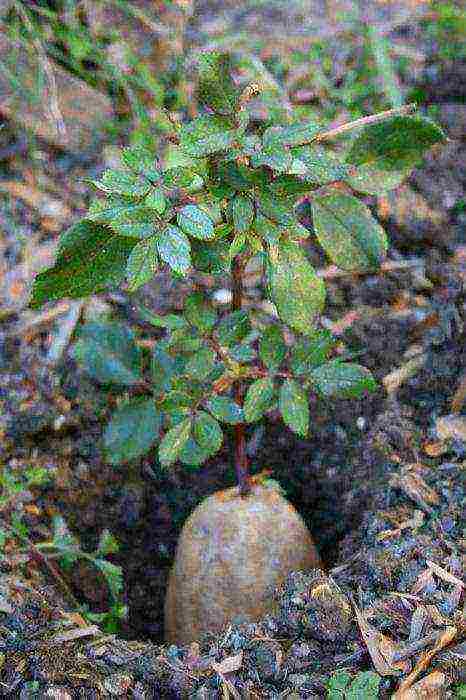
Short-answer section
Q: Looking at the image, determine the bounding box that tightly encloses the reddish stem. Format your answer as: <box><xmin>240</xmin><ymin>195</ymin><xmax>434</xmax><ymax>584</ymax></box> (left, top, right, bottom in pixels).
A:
<box><xmin>232</xmin><ymin>256</ymin><xmax>251</xmax><ymax>497</ymax></box>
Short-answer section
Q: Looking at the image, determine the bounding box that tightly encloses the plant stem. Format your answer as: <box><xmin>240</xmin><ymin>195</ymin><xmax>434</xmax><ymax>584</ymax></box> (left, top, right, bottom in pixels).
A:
<box><xmin>232</xmin><ymin>255</ymin><xmax>251</xmax><ymax>497</ymax></box>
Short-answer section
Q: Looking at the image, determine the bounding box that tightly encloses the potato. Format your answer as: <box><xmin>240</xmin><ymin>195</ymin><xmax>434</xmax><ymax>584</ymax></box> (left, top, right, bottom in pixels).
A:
<box><xmin>164</xmin><ymin>481</ymin><xmax>321</xmax><ymax>645</ymax></box>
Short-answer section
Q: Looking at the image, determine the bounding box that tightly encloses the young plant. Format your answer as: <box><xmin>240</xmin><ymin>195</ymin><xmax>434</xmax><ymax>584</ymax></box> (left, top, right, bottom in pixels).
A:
<box><xmin>30</xmin><ymin>51</ymin><xmax>446</xmax><ymax>495</ymax></box>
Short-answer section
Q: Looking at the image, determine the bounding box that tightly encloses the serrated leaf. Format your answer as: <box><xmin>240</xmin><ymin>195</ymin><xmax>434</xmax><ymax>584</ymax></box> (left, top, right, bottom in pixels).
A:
<box><xmin>156</xmin><ymin>225</ymin><xmax>191</xmax><ymax>274</ymax></box>
<box><xmin>121</xmin><ymin>145</ymin><xmax>160</xmax><ymax>182</ymax></box>
<box><xmin>177</xmin><ymin>205</ymin><xmax>215</xmax><ymax>240</ymax></box>
<box><xmin>126</xmin><ymin>237</ymin><xmax>158</xmax><ymax>291</ymax></box>
<box><xmin>30</xmin><ymin>221</ymin><xmax>135</xmax><ymax>308</ymax></box>
<box><xmin>347</xmin><ymin>115</ymin><xmax>446</xmax><ymax>171</ymax></box>
<box><xmin>292</xmin><ymin>145</ymin><xmax>350</xmax><ymax>185</ymax></box>
<box><xmin>144</xmin><ymin>188</ymin><xmax>166</xmax><ymax>213</ymax></box>
<box><xmin>91</xmin><ymin>169</ymin><xmax>151</xmax><ymax>197</ymax></box>
<box><xmin>206</xmin><ymin>396</ymin><xmax>244</xmax><ymax>424</ymax></box>
<box><xmin>162</xmin><ymin>167</ymin><xmax>202</xmax><ymax>190</ymax></box>
<box><xmin>217</xmin><ymin>310</ymin><xmax>251</xmax><ymax>346</ymax></box>
<box><xmin>263</xmin><ymin>121</ymin><xmax>321</xmax><ymax>147</ymax></box>
<box><xmin>268</xmin><ymin>242</ymin><xmax>325</xmax><ymax>334</ymax></box>
<box><xmin>73</xmin><ymin>322</ymin><xmax>142</xmax><ymax>385</ymax></box>
<box><xmin>312</xmin><ymin>193</ymin><xmax>388</xmax><ymax>272</ymax></box>
<box><xmin>279</xmin><ymin>379</ymin><xmax>309</xmax><ymax>436</ymax></box>
<box><xmin>159</xmin><ymin>418</ymin><xmax>192</xmax><ymax>466</ymax></box>
<box><xmin>152</xmin><ymin>346</ymin><xmax>175</xmax><ymax>394</ymax></box>
<box><xmin>290</xmin><ymin>330</ymin><xmax>334</xmax><ymax>376</ymax></box>
<box><xmin>183</xmin><ymin>292</ymin><xmax>217</xmax><ymax>332</ymax></box>
<box><xmin>193</xmin><ymin>411</ymin><xmax>223</xmax><ymax>455</ymax></box>
<box><xmin>103</xmin><ymin>398</ymin><xmax>161</xmax><ymax>464</ymax></box>
<box><xmin>259</xmin><ymin>325</ymin><xmax>286</xmax><ymax>370</ymax></box>
<box><xmin>192</xmin><ymin>238</ymin><xmax>231</xmax><ymax>275</ymax></box>
<box><xmin>232</xmin><ymin>194</ymin><xmax>255</xmax><ymax>232</ymax></box>
<box><xmin>179</xmin><ymin>115</ymin><xmax>238</xmax><ymax>157</ymax></box>
<box><xmin>185</xmin><ymin>348</ymin><xmax>217</xmax><ymax>381</ymax></box>
<box><xmin>217</xmin><ymin>161</ymin><xmax>269</xmax><ymax>191</ymax></box>
<box><xmin>197</xmin><ymin>51</ymin><xmax>241</xmax><ymax>115</ymax></box>
<box><xmin>311</xmin><ymin>361</ymin><xmax>377</xmax><ymax>399</ymax></box>
<box><xmin>243</xmin><ymin>377</ymin><xmax>274</xmax><ymax>422</ymax></box>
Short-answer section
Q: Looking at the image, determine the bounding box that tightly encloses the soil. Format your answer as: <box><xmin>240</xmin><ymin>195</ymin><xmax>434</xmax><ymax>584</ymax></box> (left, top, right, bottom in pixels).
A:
<box><xmin>0</xmin><ymin>1</ymin><xmax>465</xmax><ymax>697</ymax></box>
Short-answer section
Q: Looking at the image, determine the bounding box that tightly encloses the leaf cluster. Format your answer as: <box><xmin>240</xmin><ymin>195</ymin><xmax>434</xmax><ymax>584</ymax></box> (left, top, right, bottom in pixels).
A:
<box><xmin>30</xmin><ymin>50</ymin><xmax>446</xmax><ymax>470</ymax></box>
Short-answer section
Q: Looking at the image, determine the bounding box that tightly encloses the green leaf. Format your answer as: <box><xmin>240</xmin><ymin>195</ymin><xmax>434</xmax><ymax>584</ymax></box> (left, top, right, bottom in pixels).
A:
<box><xmin>290</xmin><ymin>330</ymin><xmax>334</xmax><ymax>376</ymax></box>
<box><xmin>159</xmin><ymin>418</ymin><xmax>192</xmax><ymax>466</ymax></box>
<box><xmin>197</xmin><ymin>51</ymin><xmax>240</xmax><ymax>115</ymax></box>
<box><xmin>121</xmin><ymin>145</ymin><xmax>160</xmax><ymax>182</ymax></box>
<box><xmin>183</xmin><ymin>292</ymin><xmax>217</xmax><ymax>333</ymax></box>
<box><xmin>97</xmin><ymin>529</ymin><xmax>119</xmax><ymax>555</ymax></box>
<box><xmin>156</xmin><ymin>225</ymin><xmax>191</xmax><ymax>274</ymax></box>
<box><xmin>73</xmin><ymin>322</ymin><xmax>142</xmax><ymax>385</ymax></box>
<box><xmin>177</xmin><ymin>205</ymin><xmax>215</xmax><ymax>240</ymax></box>
<box><xmin>311</xmin><ymin>361</ymin><xmax>377</xmax><ymax>399</ymax></box>
<box><xmin>255</xmin><ymin>214</ymin><xmax>281</xmax><ymax>245</ymax></box>
<box><xmin>193</xmin><ymin>411</ymin><xmax>223</xmax><ymax>455</ymax></box>
<box><xmin>346</xmin><ymin>115</ymin><xmax>446</xmax><ymax>171</ymax></box>
<box><xmin>94</xmin><ymin>559</ymin><xmax>123</xmax><ymax>601</ymax></box>
<box><xmin>91</xmin><ymin>169</ymin><xmax>151</xmax><ymax>197</ymax></box>
<box><xmin>144</xmin><ymin>188</ymin><xmax>166</xmax><ymax>214</ymax></box>
<box><xmin>185</xmin><ymin>348</ymin><xmax>217</xmax><ymax>381</ymax></box>
<box><xmin>292</xmin><ymin>145</ymin><xmax>350</xmax><ymax>185</ymax></box>
<box><xmin>178</xmin><ymin>437</ymin><xmax>211</xmax><ymax>467</ymax></box>
<box><xmin>110</xmin><ymin>206</ymin><xmax>156</xmax><ymax>239</ymax></box>
<box><xmin>30</xmin><ymin>221</ymin><xmax>135</xmax><ymax>308</ymax></box>
<box><xmin>232</xmin><ymin>194</ymin><xmax>255</xmax><ymax>232</ymax></box>
<box><xmin>259</xmin><ymin>325</ymin><xmax>287</xmax><ymax>370</ymax></box>
<box><xmin>228</xmin><ymin>341</ymin><xmax>256</xmax><ymax>363</ymax></box>
<box><xmin>126</xmin><ymin>237</ymin><xmax>158</xmax><ymax>291</ymax></box>
<box><xmin>263</xmin><ymin>121</ymin><xmax>321</xmax><ymax>147</ymax></box>
<box><xmin>251</xmin><ymin>143</ymin><xmax>293</xmax><ymax>173</ymax></box>
<box><xmin>217</xmin><ymin>310</ymin><xmax>251</xmax><ymax>346</ymax></box>
<box><xmin>103</xmin><ymin>398</ymin><xmax>161</xmax><ymax>464</ymax></box>
<box><xmin>243</xmin><ymin>377</ymin><xmax>274</xmax><ymax>422</ymax></box>
<box><xmin>229</xmin><ymin>233</ymin><xmax>247</xmax><ymax>259</ymax></box>
<box><xmin>312</xmin><ymin>193</ymin><xmax>388</xmax><ymax>272</ymax></box>
<box><xmin>179</xmin><ymin>115</ymin><xmax>238</xmax><ymax>157</ymax></box>
<box><xmin>138</xmin><ymin>307</ymin><xmax>187</xmax><ymax>330</ymax></box>
<box><xmin>206</xmin><ymin>396</ymin><xmax>244</xmax><ymax>424</ymax></box>
<box><xmin>192</xmin><ymin>238</ymin><xmax>231</xmax><ymax>275</ymax></box>
<box><xmin>257</xmin><ymin>191</ymin><xmax>295</xmax><ymax>225</ymax></box>
<box><xmin>87</xmin><ymin>196</ymin><xmax>143</xmax><ymax>225</ymax></box>
<box><xmin>267</xmin><ymin>242</ymin><xmax>325</xmax><ymax>334</ymax></box>
<box><xmin>279</xmin><ymin>379</ymin><xmax>309</xmax><ymax>436</ymax></box>
<box><xmin>151</xmin><ymin>346</ymin><xmax>175</xmax><ymax>394</ymax></box>
<box><xmin>344</xmin><ymin>162</ymin><xmax>411</xmax><ymax>195</ymax></box>
<box><xmin>346</xmin><ymin>671</ymin><xmax>381</xmax><ymax>699</ymax></box>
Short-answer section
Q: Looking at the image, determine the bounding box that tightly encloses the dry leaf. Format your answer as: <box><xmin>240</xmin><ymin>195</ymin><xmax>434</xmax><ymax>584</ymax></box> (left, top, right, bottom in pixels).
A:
<box><xmin>211</xmin><ymin>651</ymin><xmax>244</xmax><ymax>675</ymax></box>
<box><xmin>393</xmin><ymin>627</ymin><xmax>457</xmax><ymax>697</ymax></box>
<box><xmin>395</xmin><ymin>670</ymin><xmax>446</xmax><ymax>699</ymax></box>
<box><xmin>353</xmin><ymin>604</ymin><xmax>410</xmax><ymax>675</ymax></box>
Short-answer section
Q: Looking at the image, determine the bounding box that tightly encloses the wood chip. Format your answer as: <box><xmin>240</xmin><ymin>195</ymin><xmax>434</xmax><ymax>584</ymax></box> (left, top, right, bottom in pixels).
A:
<box><xmin>383</xmin><ymin>354</ymin><xmax>427</xmax><ymax>394</ymax></box>
<box><xmin>390</xmin><ymin>468</ymin><xmax>440</xmax><ymax>514</ymax></box>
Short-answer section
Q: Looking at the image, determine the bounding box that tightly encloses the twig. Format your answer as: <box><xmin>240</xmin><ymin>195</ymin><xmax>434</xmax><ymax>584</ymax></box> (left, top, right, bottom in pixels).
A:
<box><xmin>316</xmin><ymin>257</ymin><xmax>424</xmax><ymax>280</ymax></box>
<box><xmin>300</xmin><ymin>103</ymin><xmax>417</xmax><ymax>146</ymax></box>
<box><xmin>392</xmin><ymin>632</ymin><xmax>438</xmax><ymax>662</ymax></box>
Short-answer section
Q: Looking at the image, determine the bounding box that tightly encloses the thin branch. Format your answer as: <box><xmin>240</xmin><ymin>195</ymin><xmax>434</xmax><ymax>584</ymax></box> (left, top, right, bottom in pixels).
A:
<box><xmin>297</xmin><ymin>103</ymin><xmax>417</xmax><ymax>147</ymax></box>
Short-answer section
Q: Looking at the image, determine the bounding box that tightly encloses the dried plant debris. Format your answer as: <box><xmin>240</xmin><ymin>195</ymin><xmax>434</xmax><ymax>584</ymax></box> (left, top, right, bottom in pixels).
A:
<box><xmin>0</xmin><ymin>446</ymin><xmax>464</xmax><ymax>699</ymax></box>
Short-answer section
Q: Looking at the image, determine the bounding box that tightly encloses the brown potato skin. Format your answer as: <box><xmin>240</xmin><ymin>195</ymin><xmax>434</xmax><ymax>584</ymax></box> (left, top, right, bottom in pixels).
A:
<box><xmin>164</xmin><ymin>483</ymin><xmax>321</xmax><ymax>645</ymax></box>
